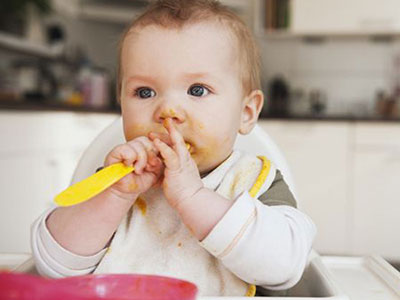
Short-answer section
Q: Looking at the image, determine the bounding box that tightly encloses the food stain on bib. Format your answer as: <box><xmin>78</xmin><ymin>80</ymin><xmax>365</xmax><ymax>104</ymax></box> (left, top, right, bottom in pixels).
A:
<box><xmin>135</xmin><ymin>197</ymin><xmax>147</xmax><ymax>216</ymax></box>
<box><xmin>230</xmin><ymin>175</ymin><xmax>241</xmax><ymax>197</ymax></box>
<box><xmin>229</xmin><ymin>168</ymin><xmax>252</xmax><ymax>198</ymax></box>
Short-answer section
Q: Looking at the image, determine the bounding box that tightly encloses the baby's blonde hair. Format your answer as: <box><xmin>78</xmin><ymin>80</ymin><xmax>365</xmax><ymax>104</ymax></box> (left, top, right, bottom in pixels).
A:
<box><xmin>116</xmin><ymin>0</ymin><xmax>261</xmax><ymax>102</ymax></box>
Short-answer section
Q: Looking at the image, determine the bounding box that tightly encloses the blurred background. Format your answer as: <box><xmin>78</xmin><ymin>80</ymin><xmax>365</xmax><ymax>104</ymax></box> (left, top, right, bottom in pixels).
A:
<box><xmin>0</xmin><ymin>0</ymin><xmax>399</xmax><ymax>270</ymax></box>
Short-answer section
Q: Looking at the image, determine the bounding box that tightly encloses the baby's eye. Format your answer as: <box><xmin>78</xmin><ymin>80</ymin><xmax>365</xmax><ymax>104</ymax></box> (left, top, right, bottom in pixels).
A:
<box><xmin>134</xmin><ymin>87</ymin><xmax>156</xmax><ymax>99</ymax></box>
<box><xmin>188</xmin><ymin>84</ymin><xmax>210</xmax><ymax>97</ymax></box>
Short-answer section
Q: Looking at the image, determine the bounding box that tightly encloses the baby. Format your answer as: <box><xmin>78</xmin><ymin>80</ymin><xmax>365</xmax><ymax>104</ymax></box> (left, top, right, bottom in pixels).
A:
<box><xmin>31</xmin><ymin>0</ymin><xmax>316</xmax><ymax>296</ymax></box>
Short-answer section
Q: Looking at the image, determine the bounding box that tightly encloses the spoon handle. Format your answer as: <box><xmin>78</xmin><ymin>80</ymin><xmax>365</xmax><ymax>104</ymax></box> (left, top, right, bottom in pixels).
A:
<box><xmin>54</xmin><ymin>163</ymin><xmax>135</xmax><ymax>207</ymax></box>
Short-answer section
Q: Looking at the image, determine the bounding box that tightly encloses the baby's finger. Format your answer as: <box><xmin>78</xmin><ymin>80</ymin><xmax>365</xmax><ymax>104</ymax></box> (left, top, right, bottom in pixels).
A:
<box><xmin>128</xmin><ymin>142</ymin><xmax>148</xmax><ymax>174</ymax></box>
<box><xmin>104</xmin><ymin>144</ymin><xmax>137</xmax><ymax>167</ymax></box>
<box><xmin>153</xmin><ymin>157</ymin><xmax>165</xmax><ymax>180</ymax></box>
<box><xmin>164</xmin><ymin>118</ymin><xmax>188</xmax><ymax>157</ymax></box>
<box><xmin>148</xmin><ymin>132</ymin><xmax>172</xmax><ymax>146</ymax></box>
<box><xmin>128</xmin><ymin>136</ymin><xmax>158</xmax><ymax>154</ymax></box>
<box><xmin>147</xmin><ymin>150</ymin><xmax>158</xmax><ymax>167</ymax></box>
<box><xmin>153</xmin><ymin>138</ymin><xmax>180</xmax><ymax>171</ymax></box>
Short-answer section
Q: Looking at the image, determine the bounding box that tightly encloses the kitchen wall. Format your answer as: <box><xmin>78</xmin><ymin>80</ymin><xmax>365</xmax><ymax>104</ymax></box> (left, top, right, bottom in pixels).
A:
<box><xmin>50</xmin><ymin>11</ymin><xmax>400</xmax><ymax>118</ymax></box>
<box><xmin>259</xmin><ymin>37</ymin><xmax>400</xmax><ymax>116</ymax></box>
<box><xmin>45</xmin><ymin>13</ymin><xmax>124</xmax><ymax>78</ymax></box>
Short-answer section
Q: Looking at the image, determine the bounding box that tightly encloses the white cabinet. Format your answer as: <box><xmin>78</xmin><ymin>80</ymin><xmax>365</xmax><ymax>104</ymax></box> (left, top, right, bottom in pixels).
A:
<box><xmin>254</xmin><ymin>0</ymin><xmax>400</xmax><ymax>37</ymax></box>
<box><xmin>0</xmin><ymin>111</ymin><xmax>118</xmax><ymax>253</ymax></box>
<box><xmin>259</xmin><ymin>120</ymin><xmax>400</xmax><ymax>262</ymax></box>
<box><xmin>0</xmin><ymin>154</ymin><xmax>54</xmax><ymax>253</ymax></box>
<box><xmin>259</xmin><ymin>121</ymin><xmax>352</xmax><ymax>255</ymax></box>
<box><xmin>291</xmin><ymin>0</ymin><xmax>400</xmax><ymax>35</ymax></box>
<box><xmin>351</xmin><ymin>123</ymin><xmax>400</xmax><ymax>261</ymax></box>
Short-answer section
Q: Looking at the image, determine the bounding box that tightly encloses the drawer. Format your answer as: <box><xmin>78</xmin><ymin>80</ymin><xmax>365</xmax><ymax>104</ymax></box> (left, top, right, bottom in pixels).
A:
<box><xmin>355</xmin><ymin>123</ymin><xmax>400</xmax><ymax>147</ymax></box>
<box><xmin>0</xmin><ymin>111</ymin><xmax>119</xmax><ymax>154</ymax></box>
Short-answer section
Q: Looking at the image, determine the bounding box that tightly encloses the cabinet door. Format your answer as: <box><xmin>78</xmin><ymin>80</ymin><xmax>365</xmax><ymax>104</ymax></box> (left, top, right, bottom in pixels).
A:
<box><xmin>0</xmin><ymin>112</ymin><xmax>119</xmax><ymax>153</ymax></box>
<box><xmin>258</xmin><ymin>121</ymin><xmax>351</xmax><ymax>255</ymax></box>
<box><xmin>0</xmin><ymin>112</ymin><xmax>119</xmax><ymax>253</ymax></box>
<box><xmin>352</xmin><ymin>124</ymin><xmax>400</xmax><ymax>261</ymax></box>
<box><xmin>0</xmin><ymin>154</ymin><xmax>55</xmax><ymax>253</ymax></box>
<box><xmin>292</xmin><ymin>0</ymin><xmax>400</xmax><ymax>34</ymax></box>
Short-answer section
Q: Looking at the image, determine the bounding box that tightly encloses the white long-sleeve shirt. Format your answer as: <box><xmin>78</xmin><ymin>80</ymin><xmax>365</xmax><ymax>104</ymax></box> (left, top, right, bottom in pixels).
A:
<box><xmin>31</xmin><ymin>151</ymin><xmax>316</xmax><ymax>295</ymax></box>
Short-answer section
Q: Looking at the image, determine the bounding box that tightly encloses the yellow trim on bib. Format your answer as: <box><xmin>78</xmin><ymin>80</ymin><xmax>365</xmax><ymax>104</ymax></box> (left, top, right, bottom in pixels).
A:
<box><xmin>249</xmin><ymin>156</ymin><xmax>271</xmax><ymax>198</ymax></box>
<box><xmin>246</xmin><ymin>284</ymin><xmax>257</xmax><ymax>296</ymax></box>
<box><xmin>244</xmin><ymin>156</ymin><xmax>272</xmax><ymax>297</ymax></box>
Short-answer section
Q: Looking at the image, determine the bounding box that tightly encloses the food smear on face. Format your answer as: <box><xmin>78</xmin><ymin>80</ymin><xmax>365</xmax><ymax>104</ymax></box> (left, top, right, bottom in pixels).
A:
<box><xmin>124</xmin><ymin>123</ymin><xmax>164</xmax><ymax>142</ymax></box>
<box><xmin>169</xmin><ymin>109</ymin><xmax>177</xmax><ymax>117</ymax></box>
<box><xmin>197</xmin><ymin>121</ymin><xmax>205</xmax><ymax>130</ymax></box>
<box><xmin>185</xmin><ymin>142</ymin><xmax>193</xmax><ymax>154</ymax></box>
<box><xmin>160</xmin><ymin>109</ymin><xmax>178</xmax><ymax>120</ymax></box>
<box><xmin>185</xmin><ymin>116</ymin><xmax>235</xmax><ymax>172</ymax></box>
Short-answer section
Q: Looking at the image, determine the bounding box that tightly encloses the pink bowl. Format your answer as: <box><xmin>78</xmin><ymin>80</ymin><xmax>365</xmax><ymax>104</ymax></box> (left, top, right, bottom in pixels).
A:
<box><xmin>0</xmin><ymin>272</ymin><xmax>198</xmax><ymax>300</ymax></box>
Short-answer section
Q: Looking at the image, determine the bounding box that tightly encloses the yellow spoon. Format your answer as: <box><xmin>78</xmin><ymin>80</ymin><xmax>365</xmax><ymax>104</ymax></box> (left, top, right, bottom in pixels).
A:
<box><xmin>54</xmin><ymin>142</ymin><xmax>191</xmax><ymax>207</ymax></box>
<box><xmin>54</xmin><ymin>163</ymin><xmax>134</xmax><ymax>207</ymax></box>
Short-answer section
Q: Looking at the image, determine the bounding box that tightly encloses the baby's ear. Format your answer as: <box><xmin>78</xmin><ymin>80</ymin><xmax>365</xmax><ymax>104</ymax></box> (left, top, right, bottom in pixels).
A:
<box><xmin>239</xmin><ymin>89</ymin><xmax>264</xmax><ymax>135</ymax></box>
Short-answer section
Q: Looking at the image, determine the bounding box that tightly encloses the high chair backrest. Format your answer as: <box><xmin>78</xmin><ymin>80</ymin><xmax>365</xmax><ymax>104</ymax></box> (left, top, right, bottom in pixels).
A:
<box><xmin>71</xmin><ymin>117</ymin><xmax>297</xmax><ymax>199</ymax></box>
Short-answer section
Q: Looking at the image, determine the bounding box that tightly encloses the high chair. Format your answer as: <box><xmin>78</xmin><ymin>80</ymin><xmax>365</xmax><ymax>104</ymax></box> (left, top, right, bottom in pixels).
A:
<box><xmin>13</xmin><ymin>117</ymin><xmax>400</xmax><ymax>299</ymax></box>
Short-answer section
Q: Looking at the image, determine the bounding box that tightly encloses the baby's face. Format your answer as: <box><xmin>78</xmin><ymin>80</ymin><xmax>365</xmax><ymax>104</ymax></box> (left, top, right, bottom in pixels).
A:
<box><xmin>120</xmin><ymin>21</ymin><xmax>245</xmax><ymax>174</ymax></box>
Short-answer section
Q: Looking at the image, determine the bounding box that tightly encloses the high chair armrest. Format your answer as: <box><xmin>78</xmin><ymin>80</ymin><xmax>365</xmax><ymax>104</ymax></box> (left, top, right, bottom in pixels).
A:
<box><xmin>14</xmin><ymin>256</ymin><xmax>38</xmax><ymax>274</ymax></box>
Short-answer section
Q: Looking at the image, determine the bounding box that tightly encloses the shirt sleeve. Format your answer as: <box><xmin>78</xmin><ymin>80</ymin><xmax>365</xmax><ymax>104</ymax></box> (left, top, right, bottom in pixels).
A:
<box><xmin>200</xmin><ymin>171</ymin><xmax>316</xmax><ymax>290</ymax></box>
<box><xmin>30</xmin><ymin>208</ymin><xmax>108</xmax><ymax>278</ymax></box>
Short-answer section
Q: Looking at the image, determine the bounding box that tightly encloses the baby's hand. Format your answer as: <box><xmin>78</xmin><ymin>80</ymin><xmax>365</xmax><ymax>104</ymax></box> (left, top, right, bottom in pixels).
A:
<box><xmin>149</xmin><ymin>118</ymin><xmax>204</xmax><ymax>210</ymax></box>
<box><xmin>104</xmin><ymin>136</ymin><xmax>164</xmax><ymax>202</ymax></box>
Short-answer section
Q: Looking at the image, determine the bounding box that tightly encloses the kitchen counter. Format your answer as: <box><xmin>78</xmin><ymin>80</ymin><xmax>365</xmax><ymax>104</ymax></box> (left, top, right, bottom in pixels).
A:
<box><xmin>1</xmin><ymin>100</ymin><xmax>400</xmax><ymax>122</ymax></box>
<box><xmin>0</xmin><ymin>100</ymin><xmax>120</xmax><ymax>114</ymax></box>
<box><xmin>260</xmin><ymin>114</ymin><xmax>400</xmax><ymax>122</ymax></box>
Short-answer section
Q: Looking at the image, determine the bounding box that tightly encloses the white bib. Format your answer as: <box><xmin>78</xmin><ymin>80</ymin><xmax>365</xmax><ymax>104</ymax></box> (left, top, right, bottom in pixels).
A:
<box><xmin>94</xmin><ymin>151</ymin><xmax>275</xmax><ymax>296</ymax></box>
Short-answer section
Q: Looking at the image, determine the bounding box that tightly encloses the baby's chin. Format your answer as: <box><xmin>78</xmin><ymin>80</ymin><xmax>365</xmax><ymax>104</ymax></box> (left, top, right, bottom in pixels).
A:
<box><xmin>196</xmin><ymin>151</ymin><xmax>233</xmax><ymax>177</ymax></box>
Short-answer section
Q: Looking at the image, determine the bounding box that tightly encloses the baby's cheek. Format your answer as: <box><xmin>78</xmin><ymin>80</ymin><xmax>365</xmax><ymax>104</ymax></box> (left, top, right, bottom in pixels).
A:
<box><xmin>124</xmin><ymin>123</ymin><xmax>163</xmax><ymax>141</ymax></box>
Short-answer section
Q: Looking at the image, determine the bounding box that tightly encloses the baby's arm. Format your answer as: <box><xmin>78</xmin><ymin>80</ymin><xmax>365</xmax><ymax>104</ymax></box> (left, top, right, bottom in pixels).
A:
<box><xmin>200</xmin><ymin>171</ymin><xmax>316</xmax><ymax>291</ymax></box>
<box><xmin>150</xmin><ymin>118</ymin><xmax>233</xmax><ymax>240</ymax></box>
<box><xmin>31</xmin><ymin>137</ymin><xmax>163</xmax><ymax>277</ymax></box>
<box><xmin>151</xmin><ymin>119</ymin><xmax>315</xmax><ymax>290</ymax></box>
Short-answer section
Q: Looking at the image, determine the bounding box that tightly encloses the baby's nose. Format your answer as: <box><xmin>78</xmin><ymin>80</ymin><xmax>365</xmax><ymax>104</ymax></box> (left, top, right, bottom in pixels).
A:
<box><xmin>156</xmin><ymin>107</ymin><xmax>186</xmax><ymax>124</ymax></box>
